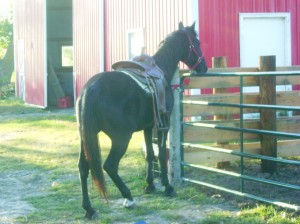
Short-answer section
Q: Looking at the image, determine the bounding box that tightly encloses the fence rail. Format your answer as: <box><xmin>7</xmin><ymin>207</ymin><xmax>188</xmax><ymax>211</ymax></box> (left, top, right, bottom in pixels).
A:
<box><xmin>172</xmin><ymin>67</ymin><xmax>300</xmax><ymax>211</ymax></box>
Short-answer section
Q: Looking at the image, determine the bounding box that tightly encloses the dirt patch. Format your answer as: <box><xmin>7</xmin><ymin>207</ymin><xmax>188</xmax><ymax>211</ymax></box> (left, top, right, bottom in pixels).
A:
<box><xmin>0</xmin><ymin>169</ymin><xmax>236</xmax><ymax>224</ymax></box>
<box><xmin>0</xmin><ymin>131</ymin><xmax>25</xmax><ymax>142</ymax></box>
<box><xmin>0</xmin><ymin>170</ymin><xmax>51</xmax><ymax>223</ymax></box>
<box><xmin>108</xmin><ymin>192</ymin><xmax>237</xmax><ymax>224</ymax></box>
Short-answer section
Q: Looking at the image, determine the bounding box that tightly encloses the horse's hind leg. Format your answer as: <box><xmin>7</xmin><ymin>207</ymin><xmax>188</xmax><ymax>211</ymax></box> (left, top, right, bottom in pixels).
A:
<box><xmin>143</xmin><ymin>127</ymin><xmax>156</xmax><ymax>193</ymax></box>
<box><xmin>103</xmin><ymin>134</ymin><xmax>135</xmax><ymax>208</ymax></box>
<box><xmin>78</xmin><ymin>141</ymin><xmax>96</xmax><ymax>219</ymax></box>
<box><xmin>158</xmin><ymin>131</ymin><xmax>176</xmax><ymax>197</ymax></box>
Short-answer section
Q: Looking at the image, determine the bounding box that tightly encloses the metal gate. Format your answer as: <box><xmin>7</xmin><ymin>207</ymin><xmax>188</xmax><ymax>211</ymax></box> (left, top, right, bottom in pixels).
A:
<box><xmin>179</xmin><ymin>70</ymin><xmax>300</xmax><ymax>211</ymax></box>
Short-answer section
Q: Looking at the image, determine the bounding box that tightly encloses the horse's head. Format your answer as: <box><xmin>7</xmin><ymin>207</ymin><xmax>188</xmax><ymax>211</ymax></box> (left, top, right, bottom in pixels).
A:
<box><xmin>179</xmin><ymin>22</ymin><xmax>208</xmax><ymax>73</ymax></box>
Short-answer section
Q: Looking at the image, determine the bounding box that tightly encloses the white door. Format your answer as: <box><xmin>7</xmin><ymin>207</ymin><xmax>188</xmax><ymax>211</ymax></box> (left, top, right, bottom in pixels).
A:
<box><xmin>239</xmin><ymin>13</ymin><xmax>292</xmax><ymax>118</ymax></box>
<box><xmin>240</xmin><ymin>13</ymin><xmax>291</xmax><ymax>67</ymax></box>
<box><xmin>240</xmin><ymin>13</ymin><xmax>292</xmax><ymax>94</ymax></box>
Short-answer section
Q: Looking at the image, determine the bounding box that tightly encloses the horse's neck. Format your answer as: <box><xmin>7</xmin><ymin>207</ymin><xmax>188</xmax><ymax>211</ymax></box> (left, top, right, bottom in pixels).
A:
<box><xmin>153</xmin><ymin>48</ymin><xmax>181</xmax><ymax>84</ymax></box>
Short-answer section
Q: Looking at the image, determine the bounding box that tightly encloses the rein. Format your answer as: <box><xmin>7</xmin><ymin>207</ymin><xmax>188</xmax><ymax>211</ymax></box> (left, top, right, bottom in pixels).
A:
<box><xmin>183</xmin><ymin>33</ymin><xmax>204</xmax><ymax>70</ymax></box>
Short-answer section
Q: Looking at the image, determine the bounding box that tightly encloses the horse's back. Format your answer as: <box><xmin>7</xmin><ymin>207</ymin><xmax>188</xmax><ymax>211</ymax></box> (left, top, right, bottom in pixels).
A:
<box><xmin>78</xmin><ymin>71</ymin><xmax>145</xmax><ymax>109</ymax></box>
<box><xmin>76</xmin><ymin>71</ymin><xmax>154</xmax><ymax>133</ymax></box>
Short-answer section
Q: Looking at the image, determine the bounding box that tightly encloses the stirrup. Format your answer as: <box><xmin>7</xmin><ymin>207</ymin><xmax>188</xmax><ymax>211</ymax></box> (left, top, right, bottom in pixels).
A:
<box><xmin>156</xmin><ymin>113</ymin><xmax>170</xmax><ymax>131</ymax></box>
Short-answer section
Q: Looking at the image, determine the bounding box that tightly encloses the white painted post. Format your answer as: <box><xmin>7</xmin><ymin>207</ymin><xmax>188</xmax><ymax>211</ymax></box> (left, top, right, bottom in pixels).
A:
<box><xmin>168</xmin><ymin>69</ymin><xmax>182</xmax><ymax>185</ymax></box>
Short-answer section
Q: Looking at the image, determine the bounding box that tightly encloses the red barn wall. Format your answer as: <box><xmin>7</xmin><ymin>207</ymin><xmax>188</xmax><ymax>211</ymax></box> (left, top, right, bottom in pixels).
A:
<box><xmin>14</xmin><ymin>0</ymin><xmax>47</xmax><ymax>107</ymax></box>
<box><xmin>104</xmin><ymin>0</ymin><xmax>192</xmax><ymax>71</ymax></box>
<box><xmin>199</xmin><ymin>0</ymin><xmax>300</xmax><ymax>67</ymax></box>
<box><xmin>73</xmin><ymin>0</ymin><xmax>104</xmax><ymax>97</ymax></box>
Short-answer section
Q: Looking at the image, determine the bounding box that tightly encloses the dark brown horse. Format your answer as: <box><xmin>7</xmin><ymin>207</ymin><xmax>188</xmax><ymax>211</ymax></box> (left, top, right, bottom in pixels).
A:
<box><xmin>76</xmin><ymin>22</ymin><xmax>207</xmax><ymax>218</ymax></box>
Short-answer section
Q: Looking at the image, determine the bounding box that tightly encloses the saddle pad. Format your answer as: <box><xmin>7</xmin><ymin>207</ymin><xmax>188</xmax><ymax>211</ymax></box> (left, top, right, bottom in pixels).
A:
<box><xmin>118</xmin><ymin>69</ymin><xmax>154</xmax><ymax>95</ymax></box>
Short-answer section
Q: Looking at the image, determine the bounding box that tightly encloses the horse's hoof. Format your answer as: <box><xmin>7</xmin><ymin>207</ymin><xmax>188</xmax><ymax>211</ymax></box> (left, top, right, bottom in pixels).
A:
<box><xmin>84</xmin><ymin>208</ymin><xmax>97</xmax><ymax>219</ymax></box>
<box><xmin>145</xmin><ymin>183</ymin><xmax>156</xmax><ymax>194</ymax></box>
<box><xmin>164</xmin><ymin>186</ymin><xmax>177</xmax><ymax>197</ymax></box>
<box><xmin>123</xmin><ymin>198</ymin><xmax>136</xmax><ymax>209</ymax></box>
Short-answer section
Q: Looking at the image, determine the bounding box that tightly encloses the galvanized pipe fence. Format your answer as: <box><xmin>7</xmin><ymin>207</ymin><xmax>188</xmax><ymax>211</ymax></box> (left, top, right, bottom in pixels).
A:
<box><xmin>178</xmin><ymin>71</ymin><xmax>300</xmax><ymax>211</ymax></box>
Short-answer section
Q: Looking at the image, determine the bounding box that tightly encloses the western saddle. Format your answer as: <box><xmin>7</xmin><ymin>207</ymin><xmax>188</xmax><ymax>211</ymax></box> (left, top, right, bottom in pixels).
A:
<box><xmin>112</xmin><ymin>54</ymin><xmax>168</xmax><ymax>130</ymax></box>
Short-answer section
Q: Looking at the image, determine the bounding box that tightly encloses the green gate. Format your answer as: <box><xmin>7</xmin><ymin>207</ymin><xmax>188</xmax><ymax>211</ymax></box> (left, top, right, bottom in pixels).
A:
<box><xmin>179</xmin><ymin>70</ymin><xmax>300</xmax><ymax>211</ymax></box>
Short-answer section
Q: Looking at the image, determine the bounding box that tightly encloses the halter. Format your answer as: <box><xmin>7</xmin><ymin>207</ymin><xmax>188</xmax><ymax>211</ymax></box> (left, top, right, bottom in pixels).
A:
<box><xmin>183</xmin><ymin>33</ymin><xmax>204</xmax><ymax>70</ymax></box>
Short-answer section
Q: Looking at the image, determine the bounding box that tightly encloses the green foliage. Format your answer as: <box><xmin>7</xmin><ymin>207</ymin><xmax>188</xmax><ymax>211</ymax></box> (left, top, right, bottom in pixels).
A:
<box><xmin>0</xmin><ymin>19</ymin><xmax>13</xmax><ymax>58</ymax></box>
<box><xmin>0</xmin><ymin>16</ymin><xmax>14</xmax><ymax>87</ymax></box>
<box><xmin>0</xmin><ymin>82</ymin><xmax>14</xmax><ymax>99</ymax></box>
<box><xmin>61</xmin><ymin>46</ymin><xmax>73</xmax><ymax>67</ymax></box>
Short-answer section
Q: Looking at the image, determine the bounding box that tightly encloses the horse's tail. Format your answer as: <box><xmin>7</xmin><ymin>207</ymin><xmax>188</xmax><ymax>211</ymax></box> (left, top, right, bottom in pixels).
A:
<box><xmin>77</xmin><ymin>92</ymin><xmax>108</xmax><ymax>201</ymax></box>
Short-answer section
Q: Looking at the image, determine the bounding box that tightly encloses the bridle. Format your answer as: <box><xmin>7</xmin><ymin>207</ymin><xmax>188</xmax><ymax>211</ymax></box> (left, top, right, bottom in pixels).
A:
<box><xmin>183</xmin><ymin>33</ymin><xmax>204</xmax><ymax>70</ymax></box>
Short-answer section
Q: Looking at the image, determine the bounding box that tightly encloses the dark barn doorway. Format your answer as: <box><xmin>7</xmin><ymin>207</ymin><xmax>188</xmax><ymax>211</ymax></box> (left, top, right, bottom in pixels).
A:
<box><xmin>46</xmin><ymin>0</ymin><xmax>73</xmax><ymax>108</ymax></box>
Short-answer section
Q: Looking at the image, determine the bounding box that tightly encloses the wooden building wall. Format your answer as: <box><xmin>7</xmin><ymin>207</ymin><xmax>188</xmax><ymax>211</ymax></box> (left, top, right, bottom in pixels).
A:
<box><xmin>73</xmin><ymin>0</ymin><xmax>104</xmax><ymax>97</ymax></box>
<box><xmin>14</xmin><ymin>0</ymin><xmax>47</xmax><ymax>107</ymax></box>
<box><xmin>15</xmin><ymin>0</ymin><xmax>299</xmax><ymax>104</ymax></box>
<box><xmin>104</xmin><ymin>0</ymin><xmax>193</xmax><ymax>71</ymax></box>
<box><xmin>199</xmin><ymin>0</ymin><xmax>300</xmax><ymax>67</ymax></box>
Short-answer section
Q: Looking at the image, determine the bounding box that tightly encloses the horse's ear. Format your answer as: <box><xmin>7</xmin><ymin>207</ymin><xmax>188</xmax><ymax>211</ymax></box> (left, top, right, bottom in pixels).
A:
<box><xmin>178</xmin><ymin>22</ymin><xmax>184</xmax><ymax>30</ymax></box>
<box><xmin>191</xmin><ymin>22</ymin><xmax>196</xmax><ymax>30</ymax></box>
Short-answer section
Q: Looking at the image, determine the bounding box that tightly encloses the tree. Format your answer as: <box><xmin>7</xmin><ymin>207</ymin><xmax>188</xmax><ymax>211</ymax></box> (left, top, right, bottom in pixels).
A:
<box><xmin>0</xmin><ymin>18</ymin><xmax>14</xmax><ymax>87</ymax></box>
<box><xmin>0</xmin><ymin>19</ymin><xmax>13</xmax><ymax>56</ymax></box>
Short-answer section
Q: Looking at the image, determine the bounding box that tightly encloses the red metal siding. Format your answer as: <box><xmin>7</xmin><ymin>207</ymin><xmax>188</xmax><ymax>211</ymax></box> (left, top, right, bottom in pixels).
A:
<box><xmin>73</xmin><ymin>0</ymin><xmax>103</xmax><ymax>97</ymax></box>
<box><xmin>199</xmin><ymin>0</ymin><xmax>300</xmax><ymax>67</ymax></box>
<box><xmin>104</xmin><ymin>0</ymin><xmax>190</xmax><ymax>71</ymax></box>
<box><xmin>14</xmin><ymin>0</ymin><xmax>46</xmax><ymax>107</ymax></box>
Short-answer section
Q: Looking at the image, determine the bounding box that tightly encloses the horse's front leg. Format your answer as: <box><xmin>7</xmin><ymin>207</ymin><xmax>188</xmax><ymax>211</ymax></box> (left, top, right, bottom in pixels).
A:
<box><xmin>144</xmin><ymin>127</ymin><xmax>156</xmax><ymax>193</ymax></box>
<box><xmin>158</xmin><ymin>130</ymin><xmax>176</xmax><ymax>197</ymax></box>
<box><xmin>78</xmin><ymin>143</ymin><xmax>96</xmax><ymax>219</ymax></box>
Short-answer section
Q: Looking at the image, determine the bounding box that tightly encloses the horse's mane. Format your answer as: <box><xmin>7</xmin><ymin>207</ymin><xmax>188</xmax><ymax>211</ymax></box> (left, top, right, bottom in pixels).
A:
<box><xmin>158</xmin><ymin>26</ymin><xmax>198</xmax><ymax>48</ymax></box>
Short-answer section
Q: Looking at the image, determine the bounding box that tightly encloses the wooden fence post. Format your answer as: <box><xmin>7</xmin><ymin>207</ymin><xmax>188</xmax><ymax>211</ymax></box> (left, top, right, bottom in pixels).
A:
<box><xmin>259</xmin><ymin>55</ymin><xmax>277</xmax><ymax>174</ymax></box>
<box><xmin>168</xmin><ymin>69</ymin><xmax>181</xmax><ymax>185</ymax></box>
<box><xmin>212</xmin><ymin>56</ymin><xmax>231</xmax><ymax>168</ymax></box>
<box><xmin>212</xmin><ymin>56</ymin><xmax>227</xmax><ymax>69</ymax></box>
<box><xmin>212</xmin><ymin>56</ymin><xmax>228</xmax><ymax>120</ymax></box>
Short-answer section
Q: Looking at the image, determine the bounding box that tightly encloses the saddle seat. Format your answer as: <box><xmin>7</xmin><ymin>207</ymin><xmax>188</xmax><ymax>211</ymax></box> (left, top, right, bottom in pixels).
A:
<box><xmin>112</xmin><ymin>54</ymin><xmax>163</xmax><ymax>79</ymax></box>
<box><xmin>112</xmin><ymin>54</ymin><xmax>168</xmax><ymax>130</ymax></box>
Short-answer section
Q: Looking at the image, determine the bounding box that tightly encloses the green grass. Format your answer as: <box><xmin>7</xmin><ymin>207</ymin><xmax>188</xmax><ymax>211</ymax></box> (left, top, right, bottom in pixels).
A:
<box><xmin>0</xmin><ymin>115</ymin><xmax>78</xmax><ymax>172</ymax></box>
<box><xmin>202</xmin><ymin>206</ymin><xmax>299</xmax><ymax>224</ymax></box>
<box><xmin>1</xmin><ymin>101</ymin><xmax>299</xmax><ymax>223</ymax></box>
<box><xmin>0</xmin><ymin>98</ymin><xmax>45</xmax><ymax>115</ymax></box>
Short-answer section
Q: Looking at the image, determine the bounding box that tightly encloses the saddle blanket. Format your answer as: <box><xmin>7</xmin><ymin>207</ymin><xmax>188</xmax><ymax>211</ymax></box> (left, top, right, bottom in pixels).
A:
<box><xmin>117</xmin><ymin>68</ymin><xmax>156</xmax><ymax>96</ymax></box>
<box><xmin>113</xmin><ymin>54</ymin><xmax>167</xmax><ymax>115</ymax></box>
